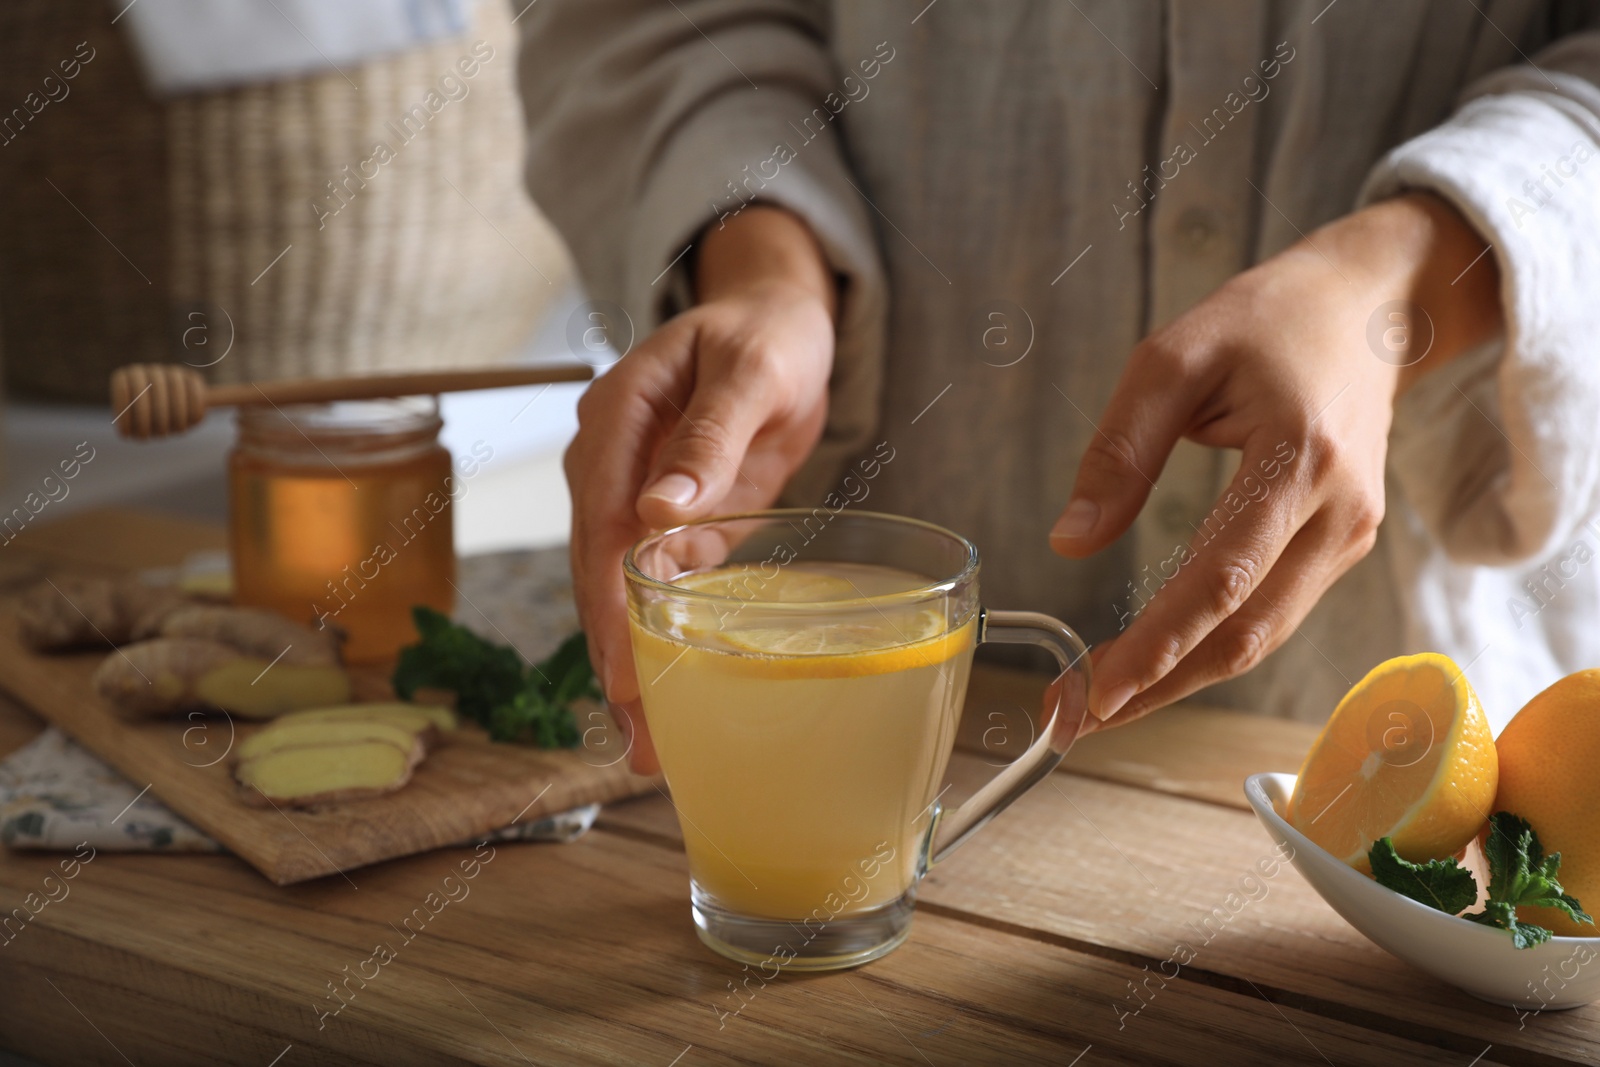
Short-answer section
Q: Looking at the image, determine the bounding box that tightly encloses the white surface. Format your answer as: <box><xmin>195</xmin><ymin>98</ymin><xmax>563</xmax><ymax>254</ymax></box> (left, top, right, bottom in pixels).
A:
<box><xmin>0</xmin><ymin>387</ymin><xmax>580</xmax><ymax>553</ymax></box>
<box><xmin>0</xmin><ymin>401</ymin><xmax>235</xmax><ymax>521</ymax></box>
<box><xmin>1245</xmin><ymin>772</ymin><xmax>1600</xmax><ymax>1011</ymax></box>
<box><xmin>451</xmin><ymin>445</ymin><xmax>571</xmax><ymax>554</ymax></box>
<box><xmin>437</xmin><ymin>372</ymin><xmax>582</xmax><ymax>467</ymax></box>
<box><xmin>0</xmin><ymin>281</ymin><xmax>606</xmax><ymax>552</ymax></box>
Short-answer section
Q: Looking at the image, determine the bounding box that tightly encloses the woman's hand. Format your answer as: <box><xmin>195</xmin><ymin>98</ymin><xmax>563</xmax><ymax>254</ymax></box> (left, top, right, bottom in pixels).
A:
<box><xmin>565</xmin><ymin>206</ymin><xmax>836</xmax><ymax>772</ymax></box>
<box><xmin>1052</xmin><ymin>193</ymin><xmax>1502</xmax><ymax>728</ymax></box>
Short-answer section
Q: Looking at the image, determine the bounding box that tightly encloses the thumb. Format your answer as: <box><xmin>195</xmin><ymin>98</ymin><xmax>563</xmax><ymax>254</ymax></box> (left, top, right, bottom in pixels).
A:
<box><xmin>636</xmin><ymin>370</ymin><xmax>767</xmax><ymax>528</ymax></box>
<box><xmin>1050</xmin><ymin>371</ymin><xmax>1188</xmax><ymax>557</ymax></box>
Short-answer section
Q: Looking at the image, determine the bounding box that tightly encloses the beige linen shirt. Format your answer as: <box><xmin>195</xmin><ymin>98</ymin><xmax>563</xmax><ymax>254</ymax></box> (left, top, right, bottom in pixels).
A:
<box><xmin>518</xmin><ymin>0</ymin><xmax>1600</xmax><ymax>732</ymax></box>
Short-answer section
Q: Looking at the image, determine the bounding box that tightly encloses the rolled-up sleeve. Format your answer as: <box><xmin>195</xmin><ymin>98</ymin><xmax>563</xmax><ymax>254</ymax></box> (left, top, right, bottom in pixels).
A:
<box><xmin>1361</xmin><ymin>33</ymin><xmax>1600</xmax><ymax>566</ymax></box>
<box><xmin>515</xmin><ymin>0</ymin><xmax>887</xmax><ymax>498</ymax></box>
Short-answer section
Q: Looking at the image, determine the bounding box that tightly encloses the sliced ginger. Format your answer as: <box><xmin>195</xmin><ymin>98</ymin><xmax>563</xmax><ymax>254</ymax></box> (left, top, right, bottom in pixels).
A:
<box><xmin>92</xmin><ymin>638</ymin><xmax>351</xmax><ymax>718</ymax></box>
<box><xmin>236</xmin><ymin>737</ymin><xmax>424</xmax><ymax>807</ymax></box>
<box><xmin>236</xmin><ymin>718</ymin><xmax>425</xmax><ymax>763</ymax></box>
<box><xmin>275</xmin><ymin>702</ymin><xmax>457</xmax><ymax>735</ymax></box>
<box><xmin>26</xmin><ymin>578</ymin><xmax>445</xmax><ymax>807</ymax></box>
<box><xmin>231</xmin><ymin>702</ymin><xmax>451</xmax><ymax>807</ymax></box>
<box><xmin>191</xmin><ymin>657</ymin><xmax>352</xmax><ymax>718</ymax></box>
<box><xmin>93</xmin><ymin>638</ymin><xmax>244</xmax><ymax>715</ymax></box>
<box><xmin>86</xmin><ymin>600</ymin><xmax>350</xmax><ymax>718</ymax></box>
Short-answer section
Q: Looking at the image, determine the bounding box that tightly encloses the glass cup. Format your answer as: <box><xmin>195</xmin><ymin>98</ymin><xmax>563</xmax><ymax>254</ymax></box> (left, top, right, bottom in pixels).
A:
<box><xmin>625</xmin><ymin>509</ymin><xmax>1091</xmax><ymax>970</ymax></box>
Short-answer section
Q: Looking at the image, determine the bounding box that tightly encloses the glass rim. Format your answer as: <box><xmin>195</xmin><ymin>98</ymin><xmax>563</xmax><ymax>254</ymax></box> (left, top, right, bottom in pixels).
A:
<box><xmin>623</xmin><ymin>508</ymin><xmax>981</xmax><ymax>609</ymax></box>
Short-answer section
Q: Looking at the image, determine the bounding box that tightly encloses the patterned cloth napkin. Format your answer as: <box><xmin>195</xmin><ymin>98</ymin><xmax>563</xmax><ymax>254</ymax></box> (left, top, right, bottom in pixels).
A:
<box><xmin>0</xmin><ymin>727</ymin><xmax>597</xmax><ymax>853</ymax></box>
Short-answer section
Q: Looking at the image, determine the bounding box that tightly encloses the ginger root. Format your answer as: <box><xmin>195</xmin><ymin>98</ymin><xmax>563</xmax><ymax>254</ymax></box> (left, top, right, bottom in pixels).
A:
<box><xmin>235</xmin><ymin>737</ymin><xmax>425</xmax><ymax>807</ymax></box>
<box><xmin>92</xmin><ymin>638</ymin><xmax>351</xmax><ymax>718</ymax></box>
<box><xmin>17</xmin><ymin>576</ymin><xmax>189</xmax><ymax>651</ymax></box>
<box><xmin>236</xmin><ymin>717</ymin><xmax>426</xmax><ymax>763</ymax></box>
<box><xmin>233</xmin><ymin>702</ymin><xmax>446</xmax><ymax>806</ymax></box>
<box><xmin>275</xmin><ymin>702</ymin><xmax>456</xmax><ymax>736</ymax></box>
<box><xmin>147</xmin><ymin>605</ymin><xmax>340</xmax><ymax>664</ymax></box>
<box><xmin>192</xmin><ymin>658</ymin><xmax>354</xmax><ymax>718</ymax></box>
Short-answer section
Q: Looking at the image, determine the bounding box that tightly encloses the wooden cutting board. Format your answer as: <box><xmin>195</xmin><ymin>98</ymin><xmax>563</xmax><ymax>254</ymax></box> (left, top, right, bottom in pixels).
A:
<box><xmin>0</xmin><ymin>607</ymin><xmax>657</xmax><ymax>886</ymax></box>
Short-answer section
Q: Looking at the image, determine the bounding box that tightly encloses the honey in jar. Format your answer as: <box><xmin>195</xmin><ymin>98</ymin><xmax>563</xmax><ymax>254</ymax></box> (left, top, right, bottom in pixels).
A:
<box><xmin>228</xmin><ymin>397</ymin><xmax>457</xmax><ymax>662</ymax></box>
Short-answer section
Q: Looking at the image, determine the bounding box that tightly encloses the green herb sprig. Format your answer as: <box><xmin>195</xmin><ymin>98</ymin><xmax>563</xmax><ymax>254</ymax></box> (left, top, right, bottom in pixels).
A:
<box><xmin>392</xmin><ymin>606</ymin><xmax>598</xmax><ymax>747</ymax></box>
<box><xmin>1369</xmin><ymin>812</ymin><xmax>1593</xmax><ymax>948</ymax></box>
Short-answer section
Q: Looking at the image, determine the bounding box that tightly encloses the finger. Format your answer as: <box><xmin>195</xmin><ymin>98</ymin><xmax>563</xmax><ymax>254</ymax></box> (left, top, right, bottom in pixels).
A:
<box><xmin>1089</xmin><ymin>506</ymin><xmax>1355</xmax><ymax>731</ymax></box>
<box><xmin>565</xmin><ymin>358</ymin><xmax>677</xmax><ymax>705</ymax></box>
<box><xmin>637</xmin><ymin>335</ymin><xmax>775</xmax><ymax>529</ymax></box>
<box><xmin>611</xmin><ymin>698</ymin><xmax>660</xmax><ymax>776</ymax></box>
<box><xmin>1050</xmin><ymin>347</ymin><xmax>1194</xmax><ymax>557</ymax></box>
<box><xmin>569</xmin><ymin>481</ymin><xmax>645</xmax><ymax>706</ymax></box>
<box><xmin>1088</xmin><ymin>435</ymin><xmax>1312</xmax><ymax>720</ymax></box>
<box><xmin>582</xmin><ymin>537</ymin><xmax>641</xmax><ymax>704</ymax></box>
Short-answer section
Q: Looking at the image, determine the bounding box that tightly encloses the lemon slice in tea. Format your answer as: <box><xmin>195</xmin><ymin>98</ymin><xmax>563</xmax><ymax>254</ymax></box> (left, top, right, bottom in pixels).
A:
<box><xmin>667</xmin><ymin>563</ymin><xmax>969</xmax><ymax>679</ymax></box>
<box><xmin>718</xmin><ymin>609</ymin><xmax>946</xmax><ymax>657</ymax></box>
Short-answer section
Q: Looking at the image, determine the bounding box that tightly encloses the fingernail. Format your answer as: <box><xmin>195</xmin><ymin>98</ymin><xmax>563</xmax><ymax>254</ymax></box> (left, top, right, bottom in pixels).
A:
<box><xmin>1093</xmin><ymin>682</ymin><xmax>1137</xmax><ymax>721</ymax></box>
<box><xmin>1051</xmin><ymin>499</ymin><xmax>1099</xmax><ymax>541</ymax></box>
<box><xmin>641</xmin><ymin>472</ymin><xmax>698</xmax><ymax>508</ymax></box>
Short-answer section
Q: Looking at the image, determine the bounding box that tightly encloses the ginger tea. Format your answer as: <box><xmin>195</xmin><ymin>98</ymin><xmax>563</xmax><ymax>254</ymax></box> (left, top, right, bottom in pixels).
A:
<box><xmin>630</xmin><ymin>561</ymin><xmax>975</xmax><ymax>919</ymax></box>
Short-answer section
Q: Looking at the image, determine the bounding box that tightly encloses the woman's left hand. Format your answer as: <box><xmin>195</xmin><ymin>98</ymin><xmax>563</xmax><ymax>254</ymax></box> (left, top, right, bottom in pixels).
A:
<box><xmin>1051</xmin><ymin>192</ymin><xmax>1502</xmax><ymax>728</ymax></box>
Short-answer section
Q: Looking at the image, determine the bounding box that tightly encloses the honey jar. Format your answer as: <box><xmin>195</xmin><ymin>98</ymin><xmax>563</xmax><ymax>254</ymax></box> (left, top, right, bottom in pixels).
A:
<box><xmin>228</xmin><ymin>397</ymin><xmax>456</xmax><ymax>662</ymax></box>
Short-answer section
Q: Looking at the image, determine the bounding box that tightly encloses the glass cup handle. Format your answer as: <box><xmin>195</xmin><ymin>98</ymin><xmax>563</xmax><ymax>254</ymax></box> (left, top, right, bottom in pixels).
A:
<box><xmin>927</xmin><ymin>608</ymin><xmax>1093</xmax><ymax>866</ymax></box>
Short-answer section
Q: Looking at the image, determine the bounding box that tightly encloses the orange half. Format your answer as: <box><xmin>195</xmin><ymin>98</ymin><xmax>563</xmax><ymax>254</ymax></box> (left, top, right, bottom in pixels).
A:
<box><xmin>1287</xmin><ymin>653</ymin><xmax>1497</xmax><ymax>871</ymax></box>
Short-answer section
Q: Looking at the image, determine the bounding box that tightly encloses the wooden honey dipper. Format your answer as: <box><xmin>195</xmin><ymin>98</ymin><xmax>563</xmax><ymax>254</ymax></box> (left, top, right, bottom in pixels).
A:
<box><xmin>110</xmin><ymin>362</ymin><xmax>595</xmax><ymax>440</ymax></box>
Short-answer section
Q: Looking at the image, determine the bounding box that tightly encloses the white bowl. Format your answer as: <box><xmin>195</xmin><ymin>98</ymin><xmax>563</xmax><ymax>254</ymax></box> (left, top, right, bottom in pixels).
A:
<box><xmin>1244</xmin><ymin>772</ymin><xmax>1600</xmax><ymax>1010</ymax></box>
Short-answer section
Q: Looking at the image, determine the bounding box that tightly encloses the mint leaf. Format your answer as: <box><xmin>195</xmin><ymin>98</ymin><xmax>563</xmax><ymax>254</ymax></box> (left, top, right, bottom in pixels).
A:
<box><xmin>1528</xmin><ymin>892</ymin><xmax>1592</xmax><ymax>927</ymax></box>
<box><xmin>393</xmin><ymin>609</ymin><xmax>595</xmax><ymax>748</ymax></box>
<box><xmin>1460</xmin><ymin>811</ymin><xmax>1594</xmax><ymax>948</ymax></box>
<box><xmin>1466</xmin><ymin>901</ymin><xmax>1553</xmax><ymax>949</ymax></box>
<box><xmin>516</xmin><ymin>689</ymin><xmax>582</xmax><ymax>749</ymax></box>
<box><xmin>1483</xmin><ymin>812</ymin><xmax>1542</xmax><ymax>901</ymax></box>
<box><xmin>393</xmin><ymin>606</ymin><xmax>525</xmax><ymax>726</ymax></box>
<box><xmin>509</xmin><ymin>634</ymin><xmax>593</xmax><ymax>749</ymax></box>
<box><xmin>1368</xmin><ymin>837</ymin><xmax>1479</xmax><ymax>914</ymax></box>
<box><xmin>1368</xmin><ymin>812</ymin><xmax>1594</xmax><ymax>949</ymax></box>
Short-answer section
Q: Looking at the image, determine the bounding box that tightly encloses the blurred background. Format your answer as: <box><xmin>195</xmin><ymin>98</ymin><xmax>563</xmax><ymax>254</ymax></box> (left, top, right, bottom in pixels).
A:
<box><xmin>0</xmin><ymin>0</ymin><xmax>592</xmax><ymax>554</ymax></box>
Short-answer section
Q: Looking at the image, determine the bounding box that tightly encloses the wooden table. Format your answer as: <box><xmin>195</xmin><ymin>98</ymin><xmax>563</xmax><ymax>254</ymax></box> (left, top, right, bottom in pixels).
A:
<box><xmin>1</xmin><ymin>511</ymin><xmax>1596</xmax><ymax>1066</ymax></box>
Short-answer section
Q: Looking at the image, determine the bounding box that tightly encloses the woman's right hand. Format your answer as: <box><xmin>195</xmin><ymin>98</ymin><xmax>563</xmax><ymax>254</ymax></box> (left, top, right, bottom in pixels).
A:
<box><xmin>563</xmin><ymin>206</ymin><xmax>837</xmax><ymax>774</ymax></box>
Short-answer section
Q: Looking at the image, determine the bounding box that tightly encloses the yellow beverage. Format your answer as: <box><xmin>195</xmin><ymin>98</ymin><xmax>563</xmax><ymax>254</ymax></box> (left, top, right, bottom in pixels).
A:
<box><xmin>230</xmin><ymin>445</ymin><xmax>456</xmax><ymax>662</ymax></box>
<box><xmin>630</xmin><ymin>561</ymin><xmax>975</xmax><ymax>920</ymax></box>
<box><xmin>228</xmin><ymin>399</ymin><xmax>456</xmax><ymax>663</ymax></box>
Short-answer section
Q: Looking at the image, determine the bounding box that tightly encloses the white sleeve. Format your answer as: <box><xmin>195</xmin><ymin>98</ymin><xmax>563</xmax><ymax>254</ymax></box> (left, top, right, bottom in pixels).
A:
<box><xmin>1362</xmin><ymin>33</ymin><xmax>1600</xmax><ymax>566</ymax></box>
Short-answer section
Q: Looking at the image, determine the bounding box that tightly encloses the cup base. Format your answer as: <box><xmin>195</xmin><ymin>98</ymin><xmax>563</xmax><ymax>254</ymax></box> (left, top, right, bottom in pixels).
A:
<box><xmin>691</xmin><ymin>882</ymin><xmax>917</xmax><ymax>972</ymax></box>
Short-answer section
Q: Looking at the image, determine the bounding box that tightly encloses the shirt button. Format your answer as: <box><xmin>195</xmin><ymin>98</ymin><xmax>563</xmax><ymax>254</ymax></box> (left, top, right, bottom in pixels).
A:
<box><xmin>1177</xmin><ymin>207</ymin><xmax>1219</xmax><ymax>252</ymax></box>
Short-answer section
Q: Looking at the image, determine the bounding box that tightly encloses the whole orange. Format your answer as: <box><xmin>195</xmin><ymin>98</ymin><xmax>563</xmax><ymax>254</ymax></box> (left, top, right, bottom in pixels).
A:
<box><xmin>1494</xmin><ymin>669</ymin><xmax>1600</xmax><ymax>937</ymax></box>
